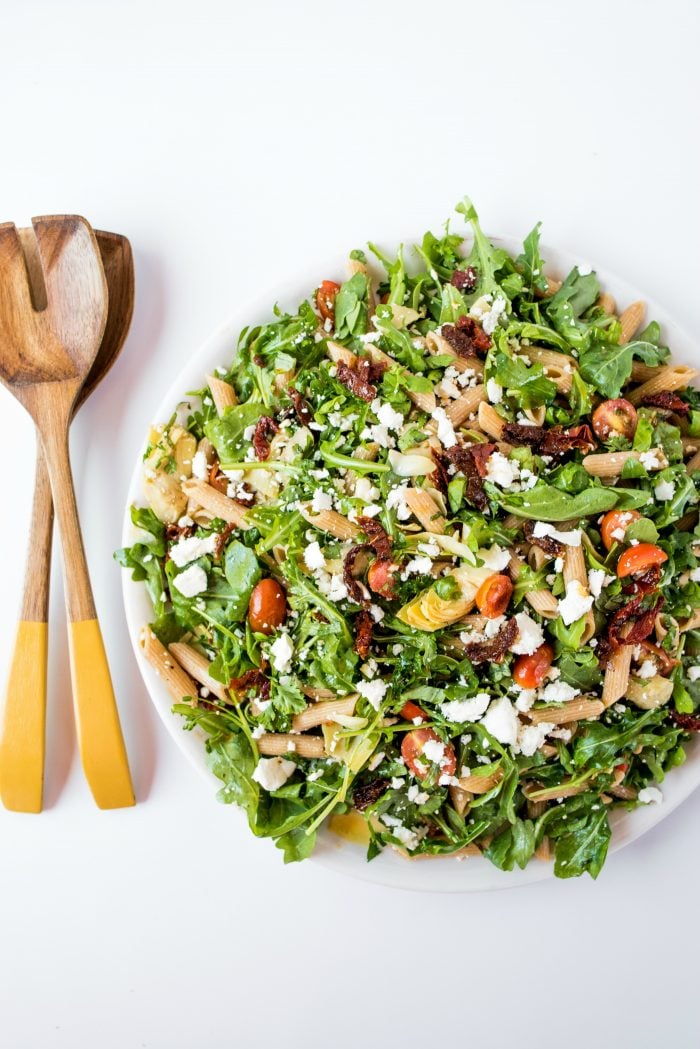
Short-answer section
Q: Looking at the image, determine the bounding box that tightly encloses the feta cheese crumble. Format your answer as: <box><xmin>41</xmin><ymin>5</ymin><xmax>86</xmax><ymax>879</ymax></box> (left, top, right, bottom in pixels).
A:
<box><xmin>486</xmin><ymin>378</ymin><xmax>503</xmax><ymax>404</ymax></box>
<box><xmin>654</xmin><ymin>478</ymin><xmax>676</xmax><ymax>501</ymax></box>
<box><xmin>558</xmin><ymin>579</ymin><xmax>594</xmax><ymax>625</ymax></box>
<box><xmin>252</xmin><ymin>757</ymin><xmax>296</xmax><ymax>792</ymax></box>
<box><xmin>481</xmin><ymin>695</ymin><xmax>519</xmax><ymax>746</ymax></box>
<box><xmin>303</xmin><ymin>541</ymin><xmax>326</xmax><ymax>571</ymax></box>
<box><xmin>637</xmin><ymin>786</ymin><xmax>663</xmax><ymax>805</ymax></box>
<box><xmin>511</xmin><ymin>613</ymin><xmax>545</xmax><ymax>656</ymax></box>
<box><xmin>169</xmin><ymin>534</ymin><xmax>218</xmax><ymax>568</ymax></box>
<box><xmin>269</xmin><ymin>633</ymin><xmax>294</xmax><ymax>673</ymax></box>
<box><xmin>356</xmin><ymin>678</ymin><xmax>389</xmax><ymax>710</ymax></box>
<box><xmin>431</xmin><ymin>407</ymin><xmax>457</xmax><ymax>448</ymax></box>
<box><xmin>440</xmin><ymin>693</ymin><xmax>491</xmax><ymax>723</ymax></box>
<box><xmin>172</xmin><ymin>563</ymin><xmax>208</xmax><ymax>598</ymax></box>
<box><xmin>532</xmin><ymin>521</ymin><xmax>581</xmax><ymax>547</ymax></box>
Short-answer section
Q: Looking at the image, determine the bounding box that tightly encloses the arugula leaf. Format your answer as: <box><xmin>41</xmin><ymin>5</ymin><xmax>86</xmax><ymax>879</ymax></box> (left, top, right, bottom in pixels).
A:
<box><xmin>223</xmin><ymin>542</ymin><xmax>262</xmax><ymax>621</ymax></box>
<box><xmin>552</xmin><ymin>805</ymin><xmax>611</xmax><ymax>879</ymax></box>
<box><xmin>489</xmin><ymin>347</ymin><xmax>557</xmax><ymax>408</ymax></box>
<box><xmin>334</xmin><ymin>272</ymin><xmax>369</xmax><ymax>339</ymax></box>
<box><xmin>205</xmin><ymin>403</ymin><xmax>266</xmax><ymax>467</ymax></box>
<box><xmin>114</xmin><ymin>505</ymin><xmax>168</xmax><ymax>615</ymax></box>
<box><xmin>516</xmin><ymin>222</ymin><xmax>549</xmax><ymax>297</ymax></box>
<box><xmin>579</xmin><ymin>338</ymin><xmax>668</xmax><ymax>399</ymax></box>
<box><xmin>485</xmin><ymin>818</ymin><xmax>536</xmax><ymax>871</ymax></box>
<box><xmin>496</xmin><ymin>481</ymin><xmax>623</xmax><ymax>521</ymax></box>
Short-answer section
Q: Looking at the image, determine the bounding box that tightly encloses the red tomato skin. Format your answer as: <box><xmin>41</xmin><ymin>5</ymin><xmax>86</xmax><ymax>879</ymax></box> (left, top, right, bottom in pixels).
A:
<box><xmin>247</xmin><ymin>579</ymin><xmax>288</xmax><ymax>634</ymax></box>
<box><xmin>316</xmin><ymin>280</ymin><xmax>340</xmax><ymax>322</ymax></box>
<box><xmin>616</xmin><ymin>543</ymin><xmax>668</xmax><ymax>578</ymax></box>
<box><xmin>512</xmin><ymin>643</ymin><xmax>555</xmax><ymax>690</ymax></box>
<box><xmin>592</xmin><ymin>398</ymin><xmax>638</xmax><ymax>441</ymax></box>
<box><xmin>401</xmin><ymin>729</ymin><xmax>457</xmax><ymax>780</ymax></box>
<box><xmin>400</xmin><ymin>701</ymin><xmax>426</xmax><ymax>723</ymax></box>
<box><xmin>475</xmin><ymin>573</ymin><xmax>514</xmax><ymax>618</ymax></box>
<box><xmin>600</xmin><ymin>510</ymin><xmax>641</xmax><ymax>551</ymax></box>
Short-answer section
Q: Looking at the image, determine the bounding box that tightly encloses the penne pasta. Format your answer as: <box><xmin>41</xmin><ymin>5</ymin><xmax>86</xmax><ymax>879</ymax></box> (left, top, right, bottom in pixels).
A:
<box><xmin>291</xmin><ymin>697</ymin><xmax>357</xmax><ymax>732</ymax></box>
<box><xmin>627</xmin><ymin>364</ymin><xmax>699</xmax><ymax>406</ymax></box>
<box><xmin>458</xmin><ymin>767</ymin><xmax>504</xmax><ymax>794</ymax></box>
<box><xmin>403</xmin><ymin>487</ymin><xmax>447</xmax><ymax>533</ymax></box>
<box><xmin>448</xmin><ymin>783</ymin><xmax>472</xmax><ymax>816</ymax></box>
<box><xmin>364</xmin><ymin>344</ymin><xmax>436</xmax><ymax>414</ymax></box>
<box><xmin>182</xmin><ymin>478</ymin><xmax>252</xmax><ymax>528</ymax></box>
<box><xmin>206</xmin><ymin>373</ymin><xmax>238</xmax><ymax>415</ymax></box>
<box><xmin>601</xmin><ymin>645</ymin><xmax>632</xmax><ymax>708</ymax></box>
<box><xmin>477</xmin><ymin>400</ymin><xmax>505</xmax><ymax>439</ymax></box>
<box><xmin>597</xmin><ymin>292</ymin><xmax>616</xmax><ymax>315</ymax></box>
<box><xmin>528</xmin><ymin>698</ymin><xmax>605</xmax><ymax>725</ymax></box>
<box><xmin>563</xmin><ymin>546</ymin><xmax>595</xmax><ymax>642</ymax></box>
<box><xmin>618</xmin><ymin>300</ymin><xmax>645</xmax><ymax>344</ymax></box>
<box><xmin>140</xmin><ymin>629</ymin><xmax>198</xmax><ymax>703</ymax></box>
<box><xmin>169</xmin><ymin>641</ymin><xmax>229</xmax><ymax>701</ymax></box>
<box><xmin>520</xmin><ymin>346</ymin><xmax>576</xmax><ymax>394</ymax></box>
<box><xmin>445</xmin><ymin>385</ymin><xmax>487</xmax><ymax>426</ymax></box>
<box><xmin>256</xmin><ymin>734</ymin><xmax>326</xmax><ymax>758</ymax></box>
<box><xmin>509</xmin><ymin>553</ymin><xmax>559</xmax><ymax>620</ymax></box>
<box><xmin>582</xmin><ymin>448</ymin><xmax>667</xmax><ymax>478</ymax></box>
<box><xmin>326</xmin><ymin>340</ymin><xmax>357</xmax><ymax>367</ymax></box>
<box><xmin>299</xmin><ymin>504</ymin><xmax>361</xmax><ymax>540</ymax></box>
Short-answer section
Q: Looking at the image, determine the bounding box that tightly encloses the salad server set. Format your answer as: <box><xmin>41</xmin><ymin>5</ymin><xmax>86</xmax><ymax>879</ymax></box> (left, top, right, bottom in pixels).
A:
<box><xmin>0</xmin><ymin>216</ymin><xmax>135</xmax><ymax>812</ymax></box>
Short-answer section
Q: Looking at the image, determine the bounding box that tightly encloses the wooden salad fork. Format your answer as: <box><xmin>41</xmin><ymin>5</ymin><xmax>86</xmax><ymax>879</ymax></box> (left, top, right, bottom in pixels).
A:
<box><xmin>0</xmin><ymin>216</ymin><xmax>134</xmax><ymax>811</ymax></box>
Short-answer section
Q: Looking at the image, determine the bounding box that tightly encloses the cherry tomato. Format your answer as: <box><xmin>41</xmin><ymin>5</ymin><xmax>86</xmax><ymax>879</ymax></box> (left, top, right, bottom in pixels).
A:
<box><xmin>600</xmin><ymin>509</ymin><xmax>641</xmax><ymax>551</ymax></box>
<box><xmin>367</xmin><ymin>559</ymin><xmax>398</xmax><ymax>598</ymax></box>
<box><xmin>512</xmin><ymin>642</ymin><xmax>554</xmax><ymax>690</ymax></box>
<box><xmin>616</xmin><ymin>543</ymin><xmax>668</xmax><ymax>578</ymax></box>
<box><xmin>592</xmin><ymin>398</ymin><xmax>638</xmax><ymax>441</ymax></box>
<box><xmin>248</xmin><ymin>578</ymin><xmax>288</xmax><ymax>634</ymax></box>
<box><xmin>475</xmin><ymin>573</ymin><xmax>514</xmax><ymax>618</ymax></box>
<box><xmin>400</xmin><ymin>701</ymin><xmax>426</xmax><ymax>723</ymax></box>
<box><xmin>401</xmin><ymin>728</ymin><xmax>457</xmax><ymax>781</ymax></box>
<box><xmin>316</xmin><ymin>280</ymin><xmax>340</xmax><ymax>322</ymax></box>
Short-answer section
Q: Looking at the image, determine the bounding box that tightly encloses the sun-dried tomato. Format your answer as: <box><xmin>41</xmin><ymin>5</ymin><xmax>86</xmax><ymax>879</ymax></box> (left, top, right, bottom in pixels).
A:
<box><xmin>522</xmin><ymin>519</ymin><xmax>563</xmax><ymax>557</ymax></box>
<box><xmin>444</xmin><ymin>443</ymin><xmax>495</xmax><ymax>511</ymax></box>
<box><xmin>460</xmin><ymin>618</ymin><xmax>518</xmax><ymax>664</ymax></box>
<box><xmin>252</xmin><ymin>415</ymin><xmax>280</xmax><ymax>461</ymax></box>
<box><xmin>354</xmin><ymin>609</ymin><xmax>374</xmax><ymax>660</ymax></box>
<box><xmin>638</xmin><ymin>640</ymin><xmax>679</xmax><ymax>676</ymax></box>
<box><xmin>451</xmin><ymin>267</ymin><xmax>478</xmax><ymax>293</ymax></box>
<box><xmin>165</xmin><ymin>522</ymin><xmax>195</xmax><ymax>545</ymax></box>
<box><xmin>431</xmin><ymin>449</ymin><xmax>450</xmax><ymax>495</ymax></box>
<box><xmin>343</xmin><ymin>545</ymin><xmax>371</xmax><ymax>607</ymax></box>
<box><xmin>229</xmin><ymin>669</ymin><xmax>270</xmax><ymax>701</ymax></box>
<box><xmin>670</xmin><ymin>710</ymin><xmax>700</xmax><ymax>732</ymax></box>
<box><xmin>357</xmin><ymin>356</ymin><xmax>387</xmax><ymax>384</ymax></box>
<box><xmin>353</xmin><ymin>778</ymin><xmax>389</xmax><ymax>810</ymax></box>
<box><xmin>208</xmin><ymin>461</ymin><xmax>229</xmax><ymax>494</ymax></box>
<box><xmin>609</xmin><ymin>593</ymin><xmax>664</xmax><ymax>647</ymax></box>
<box><xmin>213</xmin><ymin>523</ymin><xmax>236</xmax><ymax>562</ymax></box>
<box><xmin>468</xmin><ymin>441</ymin><xmax>498</xmax><ymax>477</ymax></box>
<box><xmin>336</xmin><ymin>360</ymin><xmax>377</xmax><ymax>402</ymax></box>
<box><xmin>642</xmin><ymin>392</ymin><xmax>690</xmax><ymax>415</ymax></box>
<box><xmin>440</xmin><ymin>315</ymin><xmax>492</xmax><ymax>358</ymax></box>
<box><xmin>287</xmin><ymin>386</ymin><xmax>314</xmax><ymax>428</ymax></box>
<box><xmin>502</xmin><ymin>422</ymin><xmax>596</xmax><ymax>457</ymax></box>
<box><xmin>358</xmin><ymin>516</ymin><xmax>392</xmax><ymax>560</ymax></box>
<box><xmin>622</xmin><ymin>563</ymin><xmax>663</xmax><ymax>597</ymax></box>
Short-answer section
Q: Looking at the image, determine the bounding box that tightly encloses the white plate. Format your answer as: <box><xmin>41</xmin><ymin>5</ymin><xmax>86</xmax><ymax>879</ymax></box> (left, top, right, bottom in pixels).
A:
<box><xmin>122</xmin><ymin>233</ymin><xmax>700</xmax><ymax>892</ymax></box>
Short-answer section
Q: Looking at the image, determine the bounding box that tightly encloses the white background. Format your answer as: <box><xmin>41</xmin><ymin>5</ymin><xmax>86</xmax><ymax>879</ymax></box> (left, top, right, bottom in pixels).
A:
<box><xmin>0</xmin><ymin>1</ymin><xmax>699</xmax><ymax>1046</ymax></box>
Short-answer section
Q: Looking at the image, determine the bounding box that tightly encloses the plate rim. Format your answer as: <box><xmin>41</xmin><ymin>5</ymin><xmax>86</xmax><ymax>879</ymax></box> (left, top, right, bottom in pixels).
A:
<box><xmin>121</xmin><ymin>231</ymin><xmax>700</xmax><ymax>892</ymax></box>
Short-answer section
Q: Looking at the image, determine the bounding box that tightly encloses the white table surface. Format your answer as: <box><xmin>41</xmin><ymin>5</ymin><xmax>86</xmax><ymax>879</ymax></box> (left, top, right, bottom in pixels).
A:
<box><xmin>1</xmin><ymin>2</ymin><xmax>699</xmax><ymax>1046</ymax></box>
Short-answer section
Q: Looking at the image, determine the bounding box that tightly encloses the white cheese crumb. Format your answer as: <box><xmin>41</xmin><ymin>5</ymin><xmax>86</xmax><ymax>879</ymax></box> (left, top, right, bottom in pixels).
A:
<box><xmin>407</xmin><ymin>784</ymin><xmax>429</xmax><ymax>805</ymax></box>
<box><xmin>511</xmin><ymin>613</ymin><xmax>545</xmax><ymax>656</ymax></box>
<box><xmin>639</xmin><ymin>449</ymin><xmax>663</xmax><ymax>471</ymax></box>
<box><xmin>354</xmin><ymin>477</ymin><xmax>380</xmax><ymax>503</ymax></box>
<box><xmin>172</xmin><ymin>563</ymin><xmax>208</xmax><ymax>597</ymax></box>
<box><xmin>252</xmin><ymin>757</ymin><xmax>296</xmax><ymax>792</ymax></box>
<box><xmin>481</xmin><ymin>695</ymin><xmax>519</xmax><ymax>746</ymax></box>
<box><xmin>303</xmin><ymin>541</ymin><xmax>326</xmax><ymax>571</ymax></box>
<box><xmin>440</xmin><ymin>693</ymin><xmax>491</xmax><ymax>723</ymax></box>
<box><xmin>485</xmin><ymin>451</ymin><xmax>519</xmax><ymax>488</ymax></box>
<box><xmin>558</xmin><ymin>579</ymin><xmax>594</xmax><ymax>625</ymax></box>
<box><xmin>486</xmin><ymin>378</ymin><xmax>503</xmax><ymax>404</ymax></box>
<box><xmin>311</xmin><ymin>489</ymin><xmax>333</xmax><ymax>513</ymax></box>
<box><xmin>269</xmin><ymin>633</ymin><xmax>294</xmax><ymax>673</ymax></box>
<box><xmin>191</xmin><ymin>449</ymin><xmax>209</xmax><ymax>479</ymax></box>
<box><xmin>636</xmin><ymin>659</ymin><xmax>657</xmax><ymax>679</ymax></box>
<box><xmin>169</xmin><ymin>534</ymin><xmax>218</xmax><ymax>568</ymax></box>
<box><xmin>540</xmin><ymin>681</ymin><xmax>580</xmax><ymax>704</ymax></box>
<box><xmin>515</xmin><ymin>721</ymin><xmax>556</xmax><ymax>757</ymax></box>
<box><xmin>532</xmin><ymin>521</ymin><xmax>581</xmax><ymax>547</ymax></box>
<box><xmin>654</xmin><ymin>478</ymin><xmax>676</xmax><ymax>501</ymax></box>
<box><xmin>402</xmin><ymin>556</ymin><xmax>433</xmax><ymax>578</ymax></box>
<box><xmin>688</xmin><ymin>666</ymin><xmax>700</xmax><ymax>682</ymax></box>
<box><xmin>387</xmin><ymin>482</ymin><xmax>412</xmax><ymax>521</ymax></box>
<box><xmin>637</xmin><ymin>786</ymin><xmax>663</xmax><ymax>805</ymax></box>
<box><xmin>431</xmin><ymin>407</ymin><xmax>457</xmax><ymax>449</ymax></box>
<box><xmin>357</xmin><ymin>678</ymin><xmax>389</xmax><ymax>710</ymax></box>
<box><xmin>375</xmin><ymin>401</ymin><xmax>404</xmax><ymax>432</ymax></box>
<box><xmin>588</xmin><ymin>568</ymin><xmax>614</xmax><ymax>598</ymax></box>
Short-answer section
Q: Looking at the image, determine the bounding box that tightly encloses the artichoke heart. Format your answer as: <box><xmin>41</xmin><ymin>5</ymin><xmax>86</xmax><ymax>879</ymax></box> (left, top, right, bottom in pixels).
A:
<box><xmin>397</xmin><ymin>564</ymin><xmax>494</xmax><ymax>632</ymax></box>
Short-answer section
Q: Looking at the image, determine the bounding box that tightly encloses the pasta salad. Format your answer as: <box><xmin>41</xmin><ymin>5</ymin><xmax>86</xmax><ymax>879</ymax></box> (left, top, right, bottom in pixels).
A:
<box><xmin>118</xmin><ymin>199</ymin><xmax>700</xmax><ymax>878</ymax></box>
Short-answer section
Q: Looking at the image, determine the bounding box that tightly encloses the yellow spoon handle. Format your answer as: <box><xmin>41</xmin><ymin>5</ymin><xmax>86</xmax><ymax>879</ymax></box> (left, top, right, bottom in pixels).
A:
<box><xmin>0</xmin><ymin>443</ymin><xmax>52</xmax><ymax>813</ymax></box>
<box><xmin>41</xmin><ymin>424</ymin><xmax>134</xmax><ymax>809</ymax></box>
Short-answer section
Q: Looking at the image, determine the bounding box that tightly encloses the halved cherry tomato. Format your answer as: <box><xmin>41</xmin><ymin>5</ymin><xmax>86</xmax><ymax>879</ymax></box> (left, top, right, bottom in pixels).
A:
<box><xmin>513</xmin><ymin>642</ymin><xmax>554</xmax><ymax>690</ymax></box>
<box><xmin>367</xmin><ymin>558</ymin><xmax>398</xmax><ymax>598</ymax></box>
<box><xmin>316</xmin><ymin>280</ymin><xmax>340</xmax><ymax>322</ymax></box>
<box><xmin>616</xmin><ymin>543</ymin><xmax>668</xmax><ymax>579</ymax></box>
<box><xmin>600</xmin><ymin>509</ymin><xmax>641</xmax><ymax>551</ymax></box>
<box><xmin>248</xmin><ymin>578</ymin><xmax>288</xmax><ymax>634</ymax></box>
<box><xmin>592</xmin><ymin>398</ymin><xmax>638</xmax><ymax>441</ymax></box>
<box><xmin>475</xmin><ymin>573</ymin><xmax>514</xmax><ymax>618</ymax></box>
<box><xmin>401</xmin><ymin>728</ymin><xmax>457</xmax><ymax>781</ymax></box>
<box><xmin>400</xmin><ymin>701</ymin><xmax>427</xmax><ymax>723</ymax></box>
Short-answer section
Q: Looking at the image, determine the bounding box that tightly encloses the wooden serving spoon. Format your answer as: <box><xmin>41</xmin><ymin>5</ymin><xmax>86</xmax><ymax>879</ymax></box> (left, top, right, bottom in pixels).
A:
<box><xmin>0</xmin><ymin>216</ymin><xmax>134</xmax><ymax>811</ymax></box>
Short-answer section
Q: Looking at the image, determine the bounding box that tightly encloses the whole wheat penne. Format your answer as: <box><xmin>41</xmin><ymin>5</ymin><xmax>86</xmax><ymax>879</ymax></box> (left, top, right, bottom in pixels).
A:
<box><xmin>444</xmin><ymin>385</ymin><xmax>487</xmax><ymax>426</ymax></box>
<box><xmin>601</xmin><ymin>644</ymin><xmax>632</xmax><ymax>708</ymax></box>
<box><xmin>326</xmin><ymin>340</ymin><xmax>357</xmax><ymax>367</ymax></box>
<box><xmin>256</xmin><ymin>734</ymin><xmax>326</xmax><ymax>758</ymax></box>
<box><xmin>526</xmin><ymin>798</ymin><xmax>547</xmax><ymax>819</ymax></box>
<box><xmin>563</xmin><ymin>546</ymin><xmax>595</xmax><ymax>642</ymax></box>
<box><xmin>458</xmin><ymin>767</ymin><xmax>503</xmax><ymax>794</ymax></box>
<box><xmin>182</xmin><ymin>478</ymin><xmax>252</xmax><ymax>528</ymax></box>
<box><xmin>680</xmin><ymin>609</ymin><xmax>700</xmax><ymax>633</ymax></box>
<box><xmin>365</xmin><ymin>344</ymin><xmax>436</xmax><ymax>413</ymax></box>
<box><xmin>582</xmin><ymin>448</ymin><xmax>667</xmax><ymax>478</ymax></box>
<box><xmin>628</xmin><ymin>364</ymin><xmax>699</xmax><ymax>406</ymax></box>
<box><xmin>291</xmin><ymin>697</ymin><xmax>357</xmax><ymax>732</ymax></box>
<box><xmin>169</xmin><ymin>641</ymin><xmax>229</xmax><ymax>701</ymax></box>
<box><xmin>477</xmin><ymin>400</ymin><xmax>505</xmax><ymax>439</ymax></box>
<box><xmin>403</xmin><ymin>488</ymin><xmax>447</xmax><ymax>533</ymax></box>
<box><xmin>534</xmin><ymin>837</ymin><xmax>552</xmax><ymax>861</ymax></box>
<box><xmin>141</xmin><ymin>629</ymin><xmax>198</xmax><ymax>702</ymax></box>
<box><xmin>535</xmin><ymin>275</ymin><xmax>561</xmax><ymax>297</ymax></box>
<box><xmin>597</xmin><ymin>292</ymin><xmax>616</xmax><ymax>315</ymax></box>
<box><xmin>302</xmin><ymin>686</ymin><xmax>335</xmax><ymax>700</ymax></box>
<box><xmin>609</xmin><ymin>784</ymin><xmax>638</xmax><ymax>800</ymax></box>
<box><xmin>618</xmin><ymin>300</ymin><xmax>646</xmax><ymax>344</ymax></box>
<box><xmin>206</xmin><ymin>373</ymin><xmax>238</xmax><ymax>415</ymax></box>
<box><xmin>299</xmin><ymin>504</ymin><xmax>360</xmax><ymax>540</ymax></box>
<box><xmin>687</xmin><ymin>451</ymin><xmax>700</xmax><ymax>474</ymax></box>
<box><xmin>448</xmin><ymin>783</ymin><xmax>472</xmax><ymax>816</ymax></box>
<box><xmin>682</xmin><ymin>436</ymin><xmax>700</xmax><ymax>456</ymax></box>
<box><xmin>520</xmin><ymin>346</ymin><xmax>576</xmax><ymax>394</ymax></box>
<box><xmin>528</xmin><ymin>699</ymin><xmax>604</xmax><ymax>725</ymax></box>
<box><xmin>509</xmin><ymin>553</ymin><xmax>559</xmax><ymax>619</ymax></box>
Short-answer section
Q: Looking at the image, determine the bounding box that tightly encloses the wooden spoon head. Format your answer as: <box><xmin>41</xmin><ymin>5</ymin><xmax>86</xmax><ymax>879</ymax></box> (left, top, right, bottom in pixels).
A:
<box><xmin>76</xmin><ymin>231</ymin><xmax>134</xmax><ymax>411</ymax></box>
<box><xmin>0</xmin><ymin>215</ymin><xmax>107</xmax><ymax>414</ymax></box>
